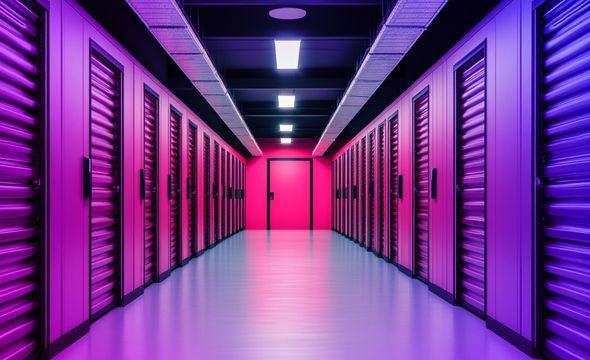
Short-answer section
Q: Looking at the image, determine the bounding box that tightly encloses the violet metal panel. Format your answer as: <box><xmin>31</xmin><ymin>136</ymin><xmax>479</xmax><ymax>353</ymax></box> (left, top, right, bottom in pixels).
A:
<box><xmin>378</xmin><ymin>123</ymin><xmax>385</xmax><ymax>255</ymax></box>
<box><xmin>361</xmin><ymin>137</ymin><xmax>367</xmax><ymax>247</ymax></box>
<box><xmin>187</xmin><ymin>123</ymin><xmax>197</xmax><ymax>256</ymax></box>
<box><xmin>203</xmin><ymin>135</ymin><xmax>210</xmax><ymax>248</ymax></box>
<box><xmin>143</xmin><ymin>88</ymin><xmax>158</xmax><ymax>285</ymax></box>
<box><xmin>169</xmin><ymin>108</ymin><xmax>181</xmax><ymax>269</ymax></box>
<box><xmin>389</xmin><ymin>115</ymin><xmax>400</xmax><ymax>264</ymax></box>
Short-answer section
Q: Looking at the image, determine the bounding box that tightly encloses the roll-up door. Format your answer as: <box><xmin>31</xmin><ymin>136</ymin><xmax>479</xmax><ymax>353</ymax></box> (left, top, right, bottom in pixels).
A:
<box><xmin>351</xmin><ymin>145</ymin><xmax>356</xmax><ymax>241</ymax></box>
<box><xmin>221</xmin><ymin>149</ymin><xmax>226</xmax><ymax>239</ymax></box>
<box><xmin>213</xmin><ymin>142</ymin><xmax>219</xmax><ymax>243</ymax></box>
<box><xmin>242</xmin><ymin>163</ymin><xmax>246</xmax><ymax>229</ymax></box>
<box><xmin>538</xmin><ymin>0</ymin><xmax>590</xmax><ymax>358</ymax></box>
<box><xmin>348</xmin><ymin>150</ymin><xmax>353</xmax><ymax>238</ymax></box>
<box><xmin>355</xmin><ymin>143</ymin><xmax>360</xmax><ymax>241</ymax></box>
<box><xmin>378</xmin><ymin>123</ymin><xmax>385</xmax><ymax>255</ymax></box>
<box><xmin>344</xmin><ymin>152</ymin><xmax>349</xmax><ymax>237</ymax></box>
<box><xmin>169</xmin><ymin>108</ymin><xmax>181</xmax><ymax>269</ymax></box>
<box><xmin>336</xmin><ymin>158</ymin><xmax>340</xmax><ymax>233</ymax></box>
<box><xmin>232</xmin><ymin>156</ymin><xmax>236</xmax><ymax>234</ymax></box>
<box><xmin>0</xmin><ymin>0</ymin><xmax>45</xmax><ymax>357</ymax></box>
<box><xmin>413</xmin><ymin>89</ymin><xmax>430</xmax><ymax>282</ymax></box>
<box><xmin>89</xmin><ymin>48</ymin><xmax>122</xmax><ymax>319</ymax></box>
<box><xmin>332</xmin><ymin>161</ymin><xmax>335</xmax><ymax>230</ymax></box>
<box><xmin>361</xmin><ymin>137</ymin><xmax>367</xmax><ymax>247</ymax></box>
<box><xmin>143</xmin><ymin>88</ymin><xmax>158</xmax><ymax>285</ymax></box>
<box><xmin>187</xmin><ymin>123</ymin><xmax>197</xmax><ymax>257</ymax></box>
<box><xmin>456</xmin><ymin>48</ymin><xmax>487</xmax><ymax>316</ymax></box>
<box><xmin>203</xmin><ymin>135</ymin><xmax>210</xmax><ymax>248</ymax></box>
<box><xmin>369</xmin><ymin>131</ymin><xmax>376</xmax><ymax>251</ymax></box>
<box><xmin>389</xmin><ymin>115</ymin><xmax>400</xmax><ymax>264</ymax></box>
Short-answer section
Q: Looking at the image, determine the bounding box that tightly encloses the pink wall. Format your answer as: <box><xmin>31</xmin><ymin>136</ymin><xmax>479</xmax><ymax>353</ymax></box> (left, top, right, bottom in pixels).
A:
<box><xmin>331</xmin><ymin>0</ymin><xmax>534</xmax><ymax>348</ymax></box>
<box><xmin>47</xmin><ymin>0</ymin><xmax>246</xmax><ymax>349</ymax></box>
<box><xmin>246</xmin><ymin>139</ymin><xmax>331</xmax><ymax>230</ymax></box>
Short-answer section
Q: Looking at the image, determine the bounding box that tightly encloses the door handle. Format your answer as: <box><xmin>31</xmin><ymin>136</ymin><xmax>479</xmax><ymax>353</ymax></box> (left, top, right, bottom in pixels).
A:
<box><xmin>269</xmin><ymin>192</ymin><xmax>274</xmax><ymax>201</ymax></box>
<box><xmin>431</xmin><ymin>168</ymin><xmax>438</xmax><ymax>199</ymax></box>
<box><xmin>397</xmin><ymin>174</ymin><xmax>403</xmax><ymax>199</ymax></box>
<box><xmin>140</xmin><ymin>169</ymin><xmax>146</xmax><ymax>200</ymax></box>
<box><xmin>167</xmin><ymin>174</ymin><xmax>172</xmax><ymax>200</ymax></box>
<box><xmin>83</xmin><ymin>156</ymin><xmax>92</xmax><ymax>199</ymax></box>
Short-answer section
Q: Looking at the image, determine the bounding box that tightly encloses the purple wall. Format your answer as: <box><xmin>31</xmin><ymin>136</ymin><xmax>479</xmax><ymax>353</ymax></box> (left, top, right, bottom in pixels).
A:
<box><xmin>47</xmin><ymin>0</ymin><xmax>246</xmax><ymax>348</ymax></box>
<box><xmin>331</xmin><ymin>0</ymin><xmax>534</xmax><ymax>347</ymax></box>
<box><xmin>246</xmin><ymin>139</ymin><xmax>332</xmax><ymax>230</ymax></box>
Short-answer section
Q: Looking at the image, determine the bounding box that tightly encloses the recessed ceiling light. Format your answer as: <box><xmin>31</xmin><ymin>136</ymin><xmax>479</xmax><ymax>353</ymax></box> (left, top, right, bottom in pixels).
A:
<box><xmin>274</xmin><ymin>40</ymin><xmax>301</xmax><ymax>70</ymax></box>
<box><xmin>280</xmin><ymin>138</ymin><xmax>292</xmax><ymax>144</ymax></box>
<box><xmin>279</xmin><ymin>124</ymin><xmax>293</xmax><ymax>132</ymax></box>
<box><xmin>278</xmin><ymin>95</ymin><xmax>295</xmax><ymax>108</ymax></box>
<box><xmin>269</xmin><ymin>8</ymin><xmax>307</xmax><ymax>20</ymax></box>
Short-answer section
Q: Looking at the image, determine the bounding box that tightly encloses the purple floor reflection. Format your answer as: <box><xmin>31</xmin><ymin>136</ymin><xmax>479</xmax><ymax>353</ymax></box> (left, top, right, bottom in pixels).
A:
<box><xmin>56</xmin><ymin>230</ymin><xmax>531</xmax><ymax>360</ymax></box>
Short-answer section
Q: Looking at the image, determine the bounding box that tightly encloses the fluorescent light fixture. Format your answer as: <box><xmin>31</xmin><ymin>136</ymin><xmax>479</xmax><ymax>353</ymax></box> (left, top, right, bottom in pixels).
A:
<box><xmin>279</xmin><ymin>124</ymin><xmax>293</xmax><ymax>132</ymax></box>
<box><xmin>274</xmin><ymin>40</ymin><xmax>301</xmax><ymax>69</ymax></box>
<box><xmin>278</xmin><ymin>95</ymin><xmax>295</xmax><ymax>108</ymax></box>
<box><xmin>280</xmin><ymin>138</ymin><xmax>292</xmax><ymax>144</ymax></box>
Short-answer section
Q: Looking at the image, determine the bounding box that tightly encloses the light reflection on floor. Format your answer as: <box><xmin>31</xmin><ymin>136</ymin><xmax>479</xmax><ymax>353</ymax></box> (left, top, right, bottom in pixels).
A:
<box><xmin>56</xmin><ymin>230</ymin><xmax>531</xmax><ymax>360</ymax></box>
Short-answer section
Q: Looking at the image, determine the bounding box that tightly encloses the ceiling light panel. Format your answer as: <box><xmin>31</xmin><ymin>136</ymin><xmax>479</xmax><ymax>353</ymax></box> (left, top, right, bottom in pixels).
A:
<box><xmin>279</xmin><ymin>124</ymin><xmax>293</xmax><ymax>132</ymax></box>
<box><xmin>278</xmin><ymin>95</ymin><xmax>296</xmax><ymax>108</ymax></box>
<box><xmin>280</xmin><ymin>138</ymin><xmax>292</xmax><ymax>144</ymax></box>
<box><xmin>275</xmin><ymin>40</ymin><xmax>301</xmax><ymax>69</ymax></box>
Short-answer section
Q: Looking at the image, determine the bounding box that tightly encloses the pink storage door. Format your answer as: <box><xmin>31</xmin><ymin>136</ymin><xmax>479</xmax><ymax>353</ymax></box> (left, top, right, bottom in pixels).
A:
<box><xmin>538</xmin><ymin>0</ymin><xmax>590</xmax><ymax>358</ymax></box>
<box><xmin>456</xmin><ymin>47</ymin><xmax>487</xmax><ymax>317</ymax></box>
<box><xmin>360</xmin><ymin>137</ymin><xmax>367</xmax><ymax>246</ymax></box>
<box><xmin>354</xmin><ymin>143</ymin><xmax>360</xmax><ymax>241</ymax></box>
<box><xmin>89</xmin><ymin>48</ymin><xmax>122</xmax><ymax>319</ymax></box>
<box><xmin>268</xmin><ymin>160</ymin><xmax>311</xmax><ymax>229</ymax></box>
<box><xmin>389</xmin><ymin>114</ymin><xmax>400</xmax><ymax>264</ymax></box>
<box><xmin>213</xmin><ymin>142</ymin><xmax>219</xmax><ymax>243</ymax></box>
<box><xmin>226</xmin><ymin>151</ymin><xmax>230</xmax><ymax>236</ymax></box>
<box><xmin>413</xmin><ymin>89</ymin><xmax>430</xmax><ymax>282</ymax></box>
<box><xmin>0</xmin><ymin>0</ymin><xmax>45</xmax><ymax>357</ymax></box>
<box><xmin>203</xmin><ymin>135</ymin><xmax>211</xmax><ymax>248</ymax></box>
<box><xmin>351</xmin><ymin>145</ymin><xmax>357</xmax><ymax>241</ymax></box>
<box><xmin>169</xmin><ymin>108</ymin><xmax>181</xmax><ymax>269</ymax></box>
<box><xmin>221</xmin><ymin>149</ymin><xmax>226</xmax><ymax>239</ymax></box>
<box><xmin>346</xmin><ymin>151</ymin><xmax>350</xmax><ymax>237</ymax></box>
<box><xmin>368</xmin><ymin>131</ymin><xmax>376</xmax><ymax>251</ymax></box>
<box><xmin>143</xmin><ymin>88</ymin><xmax>159</xmax><ymax>285</ymax></box>
<box><xmin>241</xmin><ymin>162</ymin><xmax>245</xmax><ymax>229</ymax></box>
<box><xmin>187</xmin><ymin>123</ymin><xmax>197</xmax><ymax>256</ymax></box>
<box><xmin>378</xmin><ymin>123</ymin><xmax>385</xmax><ymax>255</ymax></box>
<box><xmin>231</xmin><ymin>156</ymin><xmax>235</xmax><ymax>234</ymax></box>
<box><xmin>335</xmin><ymin>158</ymin><xmax>340</xmax><ymax>232</ymax></box>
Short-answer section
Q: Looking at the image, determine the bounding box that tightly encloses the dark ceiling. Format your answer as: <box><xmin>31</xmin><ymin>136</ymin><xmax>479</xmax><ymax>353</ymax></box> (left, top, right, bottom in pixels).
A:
<box><xmin>183</xmin><ymin>0</ymin><xmax>391</xmax><ymax>139</ymax></box>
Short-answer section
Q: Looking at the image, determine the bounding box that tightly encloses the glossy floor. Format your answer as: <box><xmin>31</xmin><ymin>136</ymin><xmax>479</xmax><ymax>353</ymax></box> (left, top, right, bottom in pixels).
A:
<box><xmin>56</xmin><ymin>230</ymin><xmax>531</xmax><ymax>360</ymax></box>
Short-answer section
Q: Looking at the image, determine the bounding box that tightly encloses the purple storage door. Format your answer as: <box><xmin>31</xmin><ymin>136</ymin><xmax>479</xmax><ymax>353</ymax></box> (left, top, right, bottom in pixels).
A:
<box><xmin>89</xmin><ymin>48</ymin><xmax>122</xmax><ymax>318</ymax></box>
<box><xmin>143</xmin><ymin>88</ymin><xmax>159</xmax><ymax>285</ymax></box>
<box><xmin>344</xmin><ymin>151</ymin><xmax>349</xmax><ymax>237</ymax></box>
<box><xmin>456</xmin><ymin>48</ymin><xmax>487</xmax><ymax>316</ymax></box>
<box><xmin>539</xmin><ymin>0</ymin><xmax>590</xmax><ymax>358</ymax></box>
<box><xmin>349</xmin><ymin>149</ymin><xmax>353</xmax><ymax>238</ymax></box>
<box><xmin>378</xmin><ymin>123</ymin><xmax>385</xmax><ymax>255</ymax></box>
<box><xmin>169</xmin><ymin>108</ymin><xmax>181</xmax><ymax>269</ymax></box>
<box><xmin>0</xmin><ymin>0</ymin><xmax>44</xmax><ymax>357</ymax></box>
<box><xmin>332</xmin><ymin>161</ymin><xmax>335</xmax><ymax>230</ymax></box>
<box><xmin>336</xmin><ymin>158</ymin><xmax>340</xmax><ymax>232</ymax></box>
<box><xmin>213</xmin><ymin>142</ymin><xmax>220</xmax><ymax>243</ymax></box>
<box><xmin>389</xmin><ymin>115</ymin><xmax>400</xmax><ymax>264</ymax></box>
<box><xmin>361</xmin><ymin>137</ymin><xmax>367</xmax><ymax>247</ymax></box>
<box><xmin>232</xmin><ymin>156</ymin><xmax>236</xmax><ymax>234</ymax></box>
<box><xmin>242</xmin><ymin>162</ymin><xmax>245</xmax><ymax>229</ymax></box>
<box><xmin>351</xmin><ymin>145</ymin><xmax>356</xmax><ymax>241</ymax></box>
<box><xmin>187</xmin><ymin>123</ymin><xmax>197</xmax><ymax>256</ymax></box>
<box><xmin>203</xmin><ymin>135</ymin><xmax>210</xmax><ymax>248</ymax></box>
<box><xmin>221</xmin><ymin>148</ymin><xmax>226</xmax><ymax>239</ymax></box>
<box><xmin>354</xmin><ymin>143</ymin><xmax>360</xmax><ymax>241</ymax></box>
<box><xmin>369</xmin><ymin>131</ymin><xmax>376</xmax><ymax>251</ymax></box>
<box><xmin>413</xmin><ymin>90</ymin><xmax>429</xmax><ymax>282</ymax></box>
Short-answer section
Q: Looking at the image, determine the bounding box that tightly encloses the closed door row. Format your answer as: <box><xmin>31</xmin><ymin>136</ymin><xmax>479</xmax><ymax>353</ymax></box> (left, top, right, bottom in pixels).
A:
<box><xmin>0</xmin><ymin>0</ymin><xmax>246</xmax><ymax>357</ymax></box>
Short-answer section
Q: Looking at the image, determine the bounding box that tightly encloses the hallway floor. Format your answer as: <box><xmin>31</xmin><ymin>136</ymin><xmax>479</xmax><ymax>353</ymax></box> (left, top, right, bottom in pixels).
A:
<box><xmin>56</xmin><ymin>231</ymin><xmax>531</xmax><ymax>360</ymax></box>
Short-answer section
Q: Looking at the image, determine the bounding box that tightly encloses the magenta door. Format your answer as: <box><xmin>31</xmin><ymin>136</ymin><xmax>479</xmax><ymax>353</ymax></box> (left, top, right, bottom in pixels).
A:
<box><xmin>268</xmin><ymin>159</ymin><xmax>312</xmax><ymax>229</ymax></box>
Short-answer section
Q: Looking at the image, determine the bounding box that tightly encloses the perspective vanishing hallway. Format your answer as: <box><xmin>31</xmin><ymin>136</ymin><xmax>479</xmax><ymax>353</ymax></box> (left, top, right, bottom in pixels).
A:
<box><xmin>56</xmin><ymin>231</ymin><xmax>531</xmax><ymax>360</ymax></box>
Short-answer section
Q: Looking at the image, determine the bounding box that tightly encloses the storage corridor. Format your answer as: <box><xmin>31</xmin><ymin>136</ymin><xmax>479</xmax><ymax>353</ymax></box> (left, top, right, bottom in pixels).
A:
<box><xmin>55</xmin><ymin>231</ymin><xmax>529</xmax><ymax>360</ymax></box>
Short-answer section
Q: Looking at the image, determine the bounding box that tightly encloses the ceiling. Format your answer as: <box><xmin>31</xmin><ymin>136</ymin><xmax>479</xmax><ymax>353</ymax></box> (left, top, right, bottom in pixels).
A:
<box><xmin>182</xmin><ymin>0</ymin><xmax>392</xmax><ymax>139</ymax></box>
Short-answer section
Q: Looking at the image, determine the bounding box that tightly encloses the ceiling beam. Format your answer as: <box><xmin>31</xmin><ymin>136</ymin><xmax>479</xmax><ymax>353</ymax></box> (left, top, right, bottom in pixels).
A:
<box><xmin>184</xmin><ymin>0</ymin><xmax>382</xmax><ymax>5</ymax></box>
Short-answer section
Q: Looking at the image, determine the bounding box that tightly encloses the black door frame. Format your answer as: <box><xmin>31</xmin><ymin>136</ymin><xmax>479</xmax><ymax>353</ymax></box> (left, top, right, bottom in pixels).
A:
<box><xmin>267</xmin><ymin>158</ymin><xmax>313</xmax><ymax>230</ymax></box>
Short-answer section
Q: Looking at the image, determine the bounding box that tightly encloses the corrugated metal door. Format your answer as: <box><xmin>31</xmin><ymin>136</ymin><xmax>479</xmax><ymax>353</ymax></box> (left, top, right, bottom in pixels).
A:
<box><xmin>187</xmin><ymin>123</ymin><xmax>197</xmax><ymax>256</ymax></box>
<box><xmin>349</xmin><ymin>149</ymin><xmax>354</xmax><ymax>238</ymax></box>
<box><xmin>345</xmin><ymin>151</ymin><xmax>349</xmax><ymax>237</ymax></box>
<box><xmin>221</xmin><ymin>149</ymin><xmax>226</xmax><ymax>239</ymax></box>
<box><xmin>355</xmin><ymin>143</ymin><xmax>360</xmax><ymax>241</ymax></box>
<box><xmin>336</xmin><ymin>158</ymin><xmax>340</xmax><ymax>232</ymax></box>
<box><xmin>539</xmin><ymin>0</ymin><xmax>590</xmax><ymax>358</ymax></box>
<box><xmin>413</xmin><ymin>90</ymin><xmax>429</xmax><ymax>282</ymax></box>
<box><xmin>0</xmin><ymin>0</ymin><xmax>44</xmax><ymax>356</ymax></box>
<box><xmin>89</xmin><ymin>48</ymin><xmax>122</xmax><ymax>318</ymax></box>
<box><xmin>389</xmin><ymin>115</ymin><xmax>399</xmax><ymax>264</ymax></box>
<box><xmin>351</xmin><ymin>145</ymin><xmax>356</xmax><ymax>241</ymax></box>
<box><xmin>213</xmin><ymin>142</ymin><xmax>219</xmax><ymax>243</ymax></box>
<box><xmin>361</xmin><ymin>137</ymin><xmax>367</xmax><ymax>247</ymax></box>
<box><xmin>169</xmin><ymin>109</ymin><xmax>181</xmax><ymax>269</ymax></box>
<box><xmin>456</xmin><ymin>48</ymin><xmax>487</xmax><ymax>316</ymax></box>
<box><xmin>369</xmin><ymin>131</ymin><xmax>375</xmax><ymax>251</ymax></box>
<box><xmin>143</xmin><ymin>88</ymin><xmax>158</xmax><ymax>284</ymax></box>
<box><xmin>203</xmin><ymin>135</ymin><xmax>210</xmax><ymax>248</ymax></box>
<box><xmin>332</xmin><ymin>161</ymin><xmax>335</xmax><ymax>230</ymax></box>
<box><xmin>378</xmin><ymin>123</ymin><xmax>385</xmax><ymax>255</ymax></box>
<box><xmin>241</xmin><ymin>162</ymin><xmax>245</xmax><ymax>229</ymax></box>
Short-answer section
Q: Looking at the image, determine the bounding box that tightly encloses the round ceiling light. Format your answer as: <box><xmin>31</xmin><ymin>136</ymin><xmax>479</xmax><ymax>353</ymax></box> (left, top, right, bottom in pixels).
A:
<box><xmin>269</xmin><ymin>7</ymin><xmax>307</xmax><ymax>20</ymax></box>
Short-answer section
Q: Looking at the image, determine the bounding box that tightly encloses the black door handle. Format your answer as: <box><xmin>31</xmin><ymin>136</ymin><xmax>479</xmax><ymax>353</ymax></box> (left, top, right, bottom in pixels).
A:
<box><xmin>269</xmin><ymin>192</ymin><xmax>274</xmax><ymax>200</ymax></box>
<box><xmin>83</xmin><ymin>156</ymin><xmax>92</xmax><ymax>199</ymax></box>
<box><xmin>397</xmin><ymin>174</ymin><xmax>403</xmax><ymax>199</ymax></box>
<box><xmin>140</xmin><ymin>169</ymin><xmax>146</xmax><ymax>200</ymax></box>
<box><xmin>167</xmin><ymin>174</ymin><xmax>172</xmax><ymax>200</ymax></box>
<box><xmin>431</xmin><ymin>169</ymin><xmax>438</xmax><ymax>199</ymax></box>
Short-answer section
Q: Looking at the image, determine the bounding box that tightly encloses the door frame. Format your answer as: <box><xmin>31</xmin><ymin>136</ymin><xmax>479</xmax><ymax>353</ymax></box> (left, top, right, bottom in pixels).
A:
<box><xmin>266</xmin><ymin>158</ymin><xmax>313</xmax><ymax>230</ymax></box>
